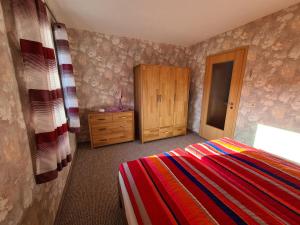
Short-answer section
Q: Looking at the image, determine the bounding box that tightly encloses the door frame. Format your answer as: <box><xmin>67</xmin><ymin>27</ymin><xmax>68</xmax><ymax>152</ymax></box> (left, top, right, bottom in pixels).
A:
<box><xmin>199</xmin><ymin>46</ymin><xmax>248</xmax><ymax>140</ymax></box>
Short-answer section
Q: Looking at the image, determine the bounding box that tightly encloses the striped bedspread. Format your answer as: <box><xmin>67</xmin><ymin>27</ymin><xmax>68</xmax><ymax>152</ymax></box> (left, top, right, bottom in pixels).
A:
<box><xmin>119</xmin><ymin>138</ymin><xmax>300</xmax><ymax>225</ymax></box>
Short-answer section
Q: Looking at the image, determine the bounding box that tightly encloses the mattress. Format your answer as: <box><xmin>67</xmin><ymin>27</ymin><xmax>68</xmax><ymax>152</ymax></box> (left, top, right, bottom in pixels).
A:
<box><xmin>119</xmin><ymin>137</ymin><xmax>300</xmax><ymax>225</ymax></box>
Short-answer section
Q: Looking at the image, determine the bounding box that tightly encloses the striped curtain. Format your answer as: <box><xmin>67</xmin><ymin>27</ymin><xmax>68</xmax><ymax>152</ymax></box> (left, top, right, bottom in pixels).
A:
<box><xmin>20</xmin><ymin>0</ymin><xmax>72</xmax><ymax>184</ymax></box>
<box><xmin>53</xmin><ymin>23</ymin><xmax>80</xmax><ymax>133</ymax></box>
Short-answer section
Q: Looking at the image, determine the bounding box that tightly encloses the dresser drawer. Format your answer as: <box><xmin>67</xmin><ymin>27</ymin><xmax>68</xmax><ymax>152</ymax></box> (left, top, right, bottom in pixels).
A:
<box><xmin>88</xmin><ymin>111</ymin><xmax>134</xmax><ymax>148</ymax></box>
<box><xmin>92</xmin><ymin>127</ymin><xmax>133</xmax><ymax>139</ymax></box>
<box><xmin>92</xmin><ymin>120</ymin><xmax>133</xmax><ymax>135</ymax></box>
<box><xmin>91</xmin><ymin>121</ymin><xmax>132</xmax><ymax>134</ymax></box>
<box><xmin>93</xmin><ymin>132</ymin><xmax>133</xmax><ymax>147</ymax></box>
<box><xmin>173</xmin><ymin>126</ymin><xmax>186</xmax><ymax>136</ymax></box>
<box><xmin>110</xmin><ymin>134</ymin><xmax>133</xmax><ymax>143</ymax></box>
<box><xmin>93</xmin><ymin>137</ymin><xmax>109</xmax><ymax>147</ymax></box>
<box><xmin>89</xmin><ymin>113</ymin><xmax>112</xmax><ymax>124</ymax></box>
<box><xmin>93</xmin><ymin>132</ymin><xmax>126</xmax><ymax>143</ymax></box>
<box><xmin>113</xmin><ymin>112</ymin><xmax>133</xmax><ymax>121</ymax></box>
<box><xmin>159</xmin><ymin>127</ymin><xmax>173</xmax><ymax>138</ymax></box>
<box><xmin>143</xmin><ymin>128</ymin><xmax>159</xmax><ymax>141</ymax></box>
<box><xmin>92</xmin><ymin>126</ymin><xmax>110</xmax><ymax>135</ymax></box>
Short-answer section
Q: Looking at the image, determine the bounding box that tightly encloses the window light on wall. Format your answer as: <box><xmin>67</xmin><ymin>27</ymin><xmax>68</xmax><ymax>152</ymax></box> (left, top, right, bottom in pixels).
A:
<box><xmin>254</xmin><ymin>124</ymin><xmax>300</xmax><ymax>164</ymax></box>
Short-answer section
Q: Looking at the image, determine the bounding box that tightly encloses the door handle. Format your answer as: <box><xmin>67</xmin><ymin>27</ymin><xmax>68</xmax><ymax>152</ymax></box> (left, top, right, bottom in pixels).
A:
<box><xmin>157</xmin><ymin>94</ymin><xmax>162</xmax><ymax>102</ymax></box>
<box><xmin>156</xmin><ymin>89</ymin><xmax>160</xmax><ymax>103</ymax></box>
<box><xmin>229</xmin><ymin>102</ymin><xmax>234</xmax><ymax>109</ymax></box>
<box><xmin>157</xmin><ymin>95</ymin><xmax>160</xmax><ymax>103</ymax></box>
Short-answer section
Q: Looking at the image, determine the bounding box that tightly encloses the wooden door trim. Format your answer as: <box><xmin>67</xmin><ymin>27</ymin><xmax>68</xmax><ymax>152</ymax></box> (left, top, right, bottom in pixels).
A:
<box><xmin>199</xmin><ymin>46</ymin><xmax>248</xmax><ymax>139</ymax></box>
<box><xmin>226</xmin><ymin>47</ymin><xmax>248</xmax><ymax>137</ymax></box>
<box><xmin>207</xmin><ymin>46</ymin><xmax>249</xmax><ymax>58</ymax></box>
<box><xmin>199</xmin><ymin>55</ymin><xmax>212</xmax><ymax>137</ymax></box>
<box><xmin>139</xmin><ymin>66</ymin><xmax>144</xmax><ymax>143</ymax></box>
<box><xmin>185</xmin><ymin>68</ymin><xmax>191</xmax><ymax>135</ymax></box>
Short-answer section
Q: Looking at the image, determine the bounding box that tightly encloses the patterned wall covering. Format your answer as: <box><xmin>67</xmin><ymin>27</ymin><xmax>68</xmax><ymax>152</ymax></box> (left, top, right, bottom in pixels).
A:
<box><xmin>69</xmin><ymin>4</ymin><xmax>300</xmax><ymax>144</ymax></box>
<box><xmin>67</xmin><ymin>28</ymin><xmax>191</xmax><ymax>142</ymax></box>
<box><xmin>0</xmin><ymin>5</ymin><xmax>32</xmax><ymax>225</ymax></box>
<box><xmin>0</xmin><ymin>1</ymin><xmax>76</xmax><ymax>225</ymax></box>
<box><xmin>188</xmin><ymin>3</ymin><xmax>300</xmax><ymax>145</ymax></box>
<box><xmin>1</xmin><ymin>2</ymin><xmax>300</xmax><ymax>225</ymax></box>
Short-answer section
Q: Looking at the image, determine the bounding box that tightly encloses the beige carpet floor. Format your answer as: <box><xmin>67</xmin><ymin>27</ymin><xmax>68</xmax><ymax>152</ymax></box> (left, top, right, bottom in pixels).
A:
<box><xmin>54</xmin><ymin>132</ymin><xmax>205</xmax><ymax>225</ymax></box>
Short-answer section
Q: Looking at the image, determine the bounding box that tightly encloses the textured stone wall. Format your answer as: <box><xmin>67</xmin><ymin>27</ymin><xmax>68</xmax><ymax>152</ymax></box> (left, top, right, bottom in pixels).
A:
<box><xmin>67</xmin><ymin>28</ymin><xmax>191</xmax><ymax>142</ymax></box>
<box><xmin>188</xmin><ymin>3</ymin><xmax>300</xmax><ymax>145</ymax></box>
<box><xmin>0</xmin><ymin>1</ymin><xmax>76</xmax><ymax>225</ymax></box>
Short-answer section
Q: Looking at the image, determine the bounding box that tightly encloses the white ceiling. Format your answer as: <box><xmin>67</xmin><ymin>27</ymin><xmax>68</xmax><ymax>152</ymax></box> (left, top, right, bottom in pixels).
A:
<box><xmin>48</xmin><ymin>0</ymin><xmax>300</xmax><ymax>46</ymax></box>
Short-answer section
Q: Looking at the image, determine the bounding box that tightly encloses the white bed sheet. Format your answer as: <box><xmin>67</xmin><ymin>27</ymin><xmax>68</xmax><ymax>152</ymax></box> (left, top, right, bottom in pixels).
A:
<box><xmin>118</xmin><ymin>171</ymin><xmax>138</xmax><ymax>225</ymax></box>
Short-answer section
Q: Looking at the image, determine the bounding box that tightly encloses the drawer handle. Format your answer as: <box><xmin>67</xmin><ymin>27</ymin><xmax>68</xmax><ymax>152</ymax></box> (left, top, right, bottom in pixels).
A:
<box><xmin>150</xmin><ymin>129</ymin><xmax>158</xmax><ymax>132</ymax></box>
<box><xmin>162</xmin><ymin>131</ymin><xmax>169</xmax><ymax>134</ymax></box>
<box><xmin>113</xmin><ymin>135</ymin><xmax>126</xmax><ymax>139</ymax></box>
<box><xmin>99</xmin><ymin>139</ymin><xmax>107</xmax><ymax>142</ymax></box>
<box><xmin>120</xmin><ymin>116</ymin><xmax>127</xmax><ymax>119</ymax></box>
<box><xmin>97</xmin><ymin>118</ymin><xmax>106</xmax><ymax>121</ymax></box>
<box><xmin>98</xmin><ymin>128</ymin><xmax>106</xmax><ymax>131</ymax></box>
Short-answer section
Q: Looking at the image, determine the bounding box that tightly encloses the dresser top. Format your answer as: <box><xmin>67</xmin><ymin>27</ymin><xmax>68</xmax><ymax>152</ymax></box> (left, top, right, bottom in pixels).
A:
<box><xmin>88</xmin><ymin>110</ymin><xmax>133</xmax><ymax>115</ymax></box>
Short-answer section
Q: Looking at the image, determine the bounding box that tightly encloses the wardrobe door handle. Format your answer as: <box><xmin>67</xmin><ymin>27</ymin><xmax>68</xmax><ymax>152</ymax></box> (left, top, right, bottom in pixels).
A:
<box><xmin>157</xmin><ymin>95</ymin><xmax>162</xmax><ymax>103</ymax></box>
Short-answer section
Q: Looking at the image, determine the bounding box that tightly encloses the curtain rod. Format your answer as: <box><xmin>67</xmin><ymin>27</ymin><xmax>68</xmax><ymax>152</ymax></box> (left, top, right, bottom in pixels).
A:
<box><xmin>44</xmin><ymin>1</ymin><xmax>58</xmax><ymax>23</ymax></box>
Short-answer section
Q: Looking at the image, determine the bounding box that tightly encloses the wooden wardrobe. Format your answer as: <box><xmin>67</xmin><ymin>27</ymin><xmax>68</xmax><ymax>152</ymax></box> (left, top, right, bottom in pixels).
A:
<box><xmin>134</xmin><ymin>64</ymin><xmax>190</xmax><ymax>143</ymax></box>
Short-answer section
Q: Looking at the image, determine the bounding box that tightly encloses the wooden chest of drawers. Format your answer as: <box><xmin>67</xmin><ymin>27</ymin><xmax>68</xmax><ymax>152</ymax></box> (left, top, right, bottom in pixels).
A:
<box><xmin>88</xmin><ymin>111</ymin><xmax>134</xmax><ymax>148</ymax></box>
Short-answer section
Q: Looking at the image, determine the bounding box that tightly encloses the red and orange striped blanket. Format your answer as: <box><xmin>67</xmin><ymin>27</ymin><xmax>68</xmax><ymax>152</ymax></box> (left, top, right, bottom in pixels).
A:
<box><xmin>119</xmin><ymin>138</ymin><xmax>300</xmax><ymax>225</ymax></box>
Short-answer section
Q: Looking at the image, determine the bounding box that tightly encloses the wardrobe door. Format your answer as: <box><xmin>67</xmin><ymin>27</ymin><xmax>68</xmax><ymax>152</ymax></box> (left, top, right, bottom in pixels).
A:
<box><xmin>173</xmin><ymin>68</ymin><xmax>190</xmax><ymax>129</ymax></box>
<box><xmin>159</xmin><ymin>66</ymin><xmax>175</xmax><ymax>128</ymax></box>
<box><xmin>142</xmin><ymin>65</ymin><xmax>160</xmax><ymax>131</ymax></box>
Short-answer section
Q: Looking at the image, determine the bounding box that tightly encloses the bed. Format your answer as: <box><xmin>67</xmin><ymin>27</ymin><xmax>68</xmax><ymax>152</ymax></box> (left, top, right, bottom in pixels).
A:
<box><xmin>118</xmin><ymin>137</ymin><xmax>300</xmax><ymax>225</ymax></box>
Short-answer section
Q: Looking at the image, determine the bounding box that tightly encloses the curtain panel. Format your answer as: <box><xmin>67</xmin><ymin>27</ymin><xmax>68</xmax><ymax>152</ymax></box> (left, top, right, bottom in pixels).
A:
<box><xmin>19</xmin><ymin>0</ymin><xmax>72</xmax><ymax>183</ymax></box>
<box><xmin>53</xmin><ymin>23</ymin><xmax>80</xmax><ymax>133</ymax></box>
